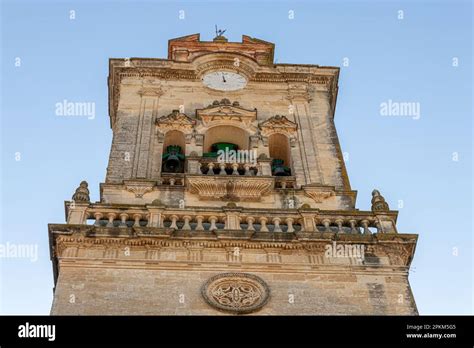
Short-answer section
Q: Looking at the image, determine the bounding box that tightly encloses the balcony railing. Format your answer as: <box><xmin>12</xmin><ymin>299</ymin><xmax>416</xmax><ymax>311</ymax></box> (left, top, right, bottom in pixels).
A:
<box><xmin>199</xmin><ymin>159</ymin><xmax>259</xmax><ymax>176</ymax></box>
<box><xmin>67</xmin><ymin>203</ymin><xmax>396</xmax><ymax>234</ymax></box>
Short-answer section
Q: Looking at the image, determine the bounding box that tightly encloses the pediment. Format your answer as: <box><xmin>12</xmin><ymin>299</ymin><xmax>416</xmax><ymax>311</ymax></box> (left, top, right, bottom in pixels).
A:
<box><xmin>156</xmin><ymin>110</ymin><xmax>196</xmax><ymax>132</ymax></box>
<box><xmin>259</xmin><ymin>115</ymin><xmax>297</xmax><ymax>137</ymax></box>
<box><xmin>196</xmin><ymin>99</ymin><xmax>257</xmax><ymax>127</ymax></box>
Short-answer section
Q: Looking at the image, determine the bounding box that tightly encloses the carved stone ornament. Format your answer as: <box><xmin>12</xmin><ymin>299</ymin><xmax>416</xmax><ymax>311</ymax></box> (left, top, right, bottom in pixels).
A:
<box><xmin>72</xmin><ymin>181</ymin><xmax>90</xmax><ymax>202</ymax></box>
<box><xmin>259</xmin><ymin>115</ymin><xmax>297</xmax><ymax>137</ymax></box>
<box><xmin>303</xmin><ymin>185</ymin><xmax>334</xmax><ymax>203</ymax></box>
<box><xmin>371</xmin><ymin>189</ymin><xmax>390</xmax><ymax>212</ymax></box>
<box><xmin>201</xmin><ymin>273</ymin><xmax>270</xmax><ymax>314</ymax></box>
<box><xmin>124</xmin><ymin>181</ymin><xmax>155</xmax><ymax>198</ymax></box>
<box><xmin>196</xmin><ymin>99</ymin><xmax>257</xmax><ymax>129</ymax></box>
<box><xmin>156</xmin><ymin>110</ymin><xmax>196</xmax><ymax>133</ymax></box>
<box><xmin>187</xmin><ymin>176</ymin><xmax>273</xmax><ymax>201</ymax></box>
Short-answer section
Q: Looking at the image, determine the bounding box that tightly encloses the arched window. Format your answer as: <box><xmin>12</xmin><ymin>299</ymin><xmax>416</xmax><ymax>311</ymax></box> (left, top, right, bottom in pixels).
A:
<box><xmin>162</xmin><ymin>130</ymin><xmax>186</xmax><ymax>173</ymax></box>
<box><xmin>203</xmin><ymin>126</ymin><xmax>249</xmax><ymax>155</ymax></box>
<box><xmin>268</xmin><ymin>133</ymin><xmax>291</xmax><ymax>176</ymax></box>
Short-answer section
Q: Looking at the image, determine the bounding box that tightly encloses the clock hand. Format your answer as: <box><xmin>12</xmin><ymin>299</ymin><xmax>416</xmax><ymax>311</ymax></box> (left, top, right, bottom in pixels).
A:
<box><xmin>222</xmin><ymin>73</ymin><xmax>226</xmax><ymax>83</ymax></box>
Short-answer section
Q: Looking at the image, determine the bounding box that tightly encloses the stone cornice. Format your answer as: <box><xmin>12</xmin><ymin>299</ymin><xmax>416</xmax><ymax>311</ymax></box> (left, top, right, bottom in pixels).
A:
<box><xmin>48</xmin><ymin>223</ymin><xmax>418</xmax><ymax>285</ymax></box>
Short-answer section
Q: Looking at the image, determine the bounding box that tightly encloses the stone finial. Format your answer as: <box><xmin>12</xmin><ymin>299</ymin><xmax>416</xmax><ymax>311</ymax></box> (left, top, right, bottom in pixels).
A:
<box><xmin>371</xmin><ymin>189</ymin><xmax>389</xmax><ymax>212</ymax></box>
<box><xmin>72</xmin><ymin>181</ymin><xmax>90</xmax><ymax>202</ymax></box>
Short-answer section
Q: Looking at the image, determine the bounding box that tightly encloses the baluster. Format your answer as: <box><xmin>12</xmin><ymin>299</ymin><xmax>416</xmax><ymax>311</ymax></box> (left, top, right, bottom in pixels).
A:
<box><xmin>94</xmin><ymin>212</ymin><xmax>103</xmax><ymax>226</ymax></box>
<box><xmin>119</xmin><ymin>213</ymin><xmax>128</xmax><ymax>228</ymax></box>
<box><xmin>361</xmin><ymin>219</ymin><xmax>370</xmax><ymax>234</ymax></box>
<box><xmin>169</xmin><ymin>215</ymin><xmax>178</xmax><ymax>229</ymax></box>
<box><xmin>195</xmin><ymin>215</ymin><xmax>204</xmax><ymax>230</ymax></box>
<box><xmin>219</xmin><ymin>163</ymin><xmax>226</xmax><ymax>175</ymax></box>
<box><xmin>259</xmin><ymin>217</ymin><xmax>269</xmax><ymax>232</ymax></box>
<box><xmin>246</xmin><ymin>217</ymin><xmax>255</xmax><ymax>231</ymax></box>
<box><xmin>244</xmin><ymin>164</ymin><xmax>251</xmax><ymax>176</ymax></box>
<box><xmin>232</xmin><ymin>163</ymin><xmax>239</xmax><ymax>175</ymax></box>
<box><xmin>107</xmin><ymin>213</ymin><xmax>116</xmax><ymax>227</ymax></box>
<box><xmin>286</xmin><ymin>218</ymin><xmax>294</xmax><ymax>233</ymax></box>
<box><xmin>349</xmin><ymin>219</ymin><xmax>358</xmax><ymax>234</ymax></box>
<box><xmin>132</xmin><ymin>214</ymin><xmax>141</xmax><ymax>227</ymax></box>
<box><xmin>207</xmin><ymin>163</ymin><xmax>214</xmax><ymax>175</ymax></box>
<box><xmin>273</xmin><ymin>217</ymin><xmax>282</xmax><ymax>232</ymax></box>
<box><xmin>209</xmin><ymin>216</ymin><xmax>218</xmax><ymax>231</ymax></box>
<box><xmin>182</xmin><ymin>215</ymin><xmax>191</xmax><ymax>230</ymax></box>
<box><xmin>322</xmin><ymin>218</ymin><xmax>331</xmax><ymax>232</ymax></box>
<box><xmin>335</xmin><ymin>218</ymin><xmax>344</xmax><ymax>233</ymax></box>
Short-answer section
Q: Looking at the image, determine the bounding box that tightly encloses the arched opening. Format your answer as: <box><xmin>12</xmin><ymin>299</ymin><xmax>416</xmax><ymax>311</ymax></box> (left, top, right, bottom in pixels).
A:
<box><xmin>162</xmin><ymin>130</ymin><xmax>186</xmax><ymax>173</ymax></box>
<box><xmin>203</xmin><ymin>126</ymin><xmax>249</xmax><ymax>155</ymax></box>
<box><xmin>268</xmin><ymin>133</ymin><xmax>291</xmax><ymax>176</ymax></box>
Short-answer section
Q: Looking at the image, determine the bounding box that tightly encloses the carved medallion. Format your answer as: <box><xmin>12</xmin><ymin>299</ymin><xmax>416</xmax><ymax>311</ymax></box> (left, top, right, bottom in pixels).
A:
<box><xmin>201</xmin><ymin>273</ymin><xmax>270</xmax><ymax>314</ymax></box>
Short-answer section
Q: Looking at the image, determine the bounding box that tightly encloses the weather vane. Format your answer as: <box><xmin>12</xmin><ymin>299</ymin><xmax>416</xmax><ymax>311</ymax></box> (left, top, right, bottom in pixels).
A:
<box><xmin>215</xmin><ymin>25</ymin><xmax>226</xmax><ymax>37</ymax></box>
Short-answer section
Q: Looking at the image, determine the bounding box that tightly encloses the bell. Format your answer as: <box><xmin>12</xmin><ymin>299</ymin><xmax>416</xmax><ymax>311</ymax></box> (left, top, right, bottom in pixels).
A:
<box><xmin>273</xmin><ymin>165</ymin><xmax>288</xmax><ymax>176</ymax></box>
<box><xmin>162</xmin><ymin>145</ymin><xmax>184</xmax><ymax>173</ymax></box>
<box><xmin>163</xmin><ymin>154</ymin><xmax>182</xmax><ymax>173</ymax></box>
<box><xmin>271</xmin><ymin>159</ymin><xmax>290</xmax><ymax>176</ymax></box>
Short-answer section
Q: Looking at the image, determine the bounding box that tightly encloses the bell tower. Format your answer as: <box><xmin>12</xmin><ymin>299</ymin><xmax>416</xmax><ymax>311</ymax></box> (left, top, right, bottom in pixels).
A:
<box><xmin>49</xmin><ymin>33</ymin><xmax>418</xmax><ymax>315</ymax></box>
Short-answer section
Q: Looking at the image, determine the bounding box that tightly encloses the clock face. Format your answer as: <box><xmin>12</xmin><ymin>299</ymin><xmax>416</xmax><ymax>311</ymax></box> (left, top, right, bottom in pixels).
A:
<box><xmin>202</xmin><ymin>71</ymin><xmax>247</xmax><ymax>91</ymax></box>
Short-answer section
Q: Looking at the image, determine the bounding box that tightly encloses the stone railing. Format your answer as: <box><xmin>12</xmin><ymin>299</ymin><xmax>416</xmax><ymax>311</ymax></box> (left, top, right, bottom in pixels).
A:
<box><xmin>199</xmin><ymin>159</ymin><xmax>259</xmax><ymax>176</ymax></box>
<box><xmin>65</xmin><ymin>202</ymin><xmax>398</xmax><ymax>234</ymax></box>
<box><xmin>186</xmin><ymin>156</ymin><xmax>274</xmax><ymax>176</ymax></box>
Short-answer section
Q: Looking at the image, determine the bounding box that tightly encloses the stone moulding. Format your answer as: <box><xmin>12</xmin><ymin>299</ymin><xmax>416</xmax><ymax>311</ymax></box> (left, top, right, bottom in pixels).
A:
<box><xmin>186</xmin><ymin>176</ymin><xmax>273</xmax><ymax>201</ymax></box>
<box><xmin>124</xmin><ymin>180</ymin><xmax>155</xmax><ymax>198</ymax></box>
<box><xmin>201</xmin><ymin>273</ymin><xmax>270</xmax><ymax>314</ymax></box>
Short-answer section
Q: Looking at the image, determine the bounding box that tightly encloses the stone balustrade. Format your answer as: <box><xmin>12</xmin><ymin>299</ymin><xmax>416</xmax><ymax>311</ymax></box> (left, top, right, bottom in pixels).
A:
<box><xmin>199</xmin><ymin>160</ymin><xmax>259</xmax><ymax>176</ymax></box>
<box><xmin>66</xmin><ymin>203</ymin><xmax>397</xmax><ymax>234</ymax></box>
<box><xmin>186</xmin><ymin>156</ymin><xmax>273</xmax><ymax>176</ymax></box>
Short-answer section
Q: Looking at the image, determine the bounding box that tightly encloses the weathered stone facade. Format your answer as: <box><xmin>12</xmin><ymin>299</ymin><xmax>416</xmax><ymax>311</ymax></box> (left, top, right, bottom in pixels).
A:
<box><xmin>48</xmin><ymin>33</ymin><xmax>418</xmax><ymax>315</ymax></box>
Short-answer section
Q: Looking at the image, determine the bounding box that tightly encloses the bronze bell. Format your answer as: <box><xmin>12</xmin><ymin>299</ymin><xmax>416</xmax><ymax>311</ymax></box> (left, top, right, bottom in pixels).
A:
<box><xmin>272</xmin><ymin>159</ymin><xmax>290</xmax><ymax>176</ymax></box>
<box><xmin>162</xmin><ymin>145</ymin><xmax>184</xmax><ymax>173</ymax></box>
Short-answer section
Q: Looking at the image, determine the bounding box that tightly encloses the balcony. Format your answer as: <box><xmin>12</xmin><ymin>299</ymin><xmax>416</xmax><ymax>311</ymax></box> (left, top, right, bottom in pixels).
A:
<box><xmin>65</xmin><ymin>202</ymin><xmax>398</xmax><ymax>235</ymax></box>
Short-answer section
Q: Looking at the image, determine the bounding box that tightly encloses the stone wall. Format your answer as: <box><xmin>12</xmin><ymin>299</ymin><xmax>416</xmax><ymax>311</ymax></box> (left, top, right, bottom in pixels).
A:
<box><xmin>51</xmin><ymin>265</ymin><xmax>417</xmax><ymax>315</ymax></box>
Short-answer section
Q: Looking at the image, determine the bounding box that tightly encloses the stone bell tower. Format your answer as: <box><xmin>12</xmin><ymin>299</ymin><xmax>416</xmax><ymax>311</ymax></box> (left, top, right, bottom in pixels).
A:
<box><xmin>48</xmin><ymin>33</ymin><xmax>418</xmax><ymax>315</ymax></box>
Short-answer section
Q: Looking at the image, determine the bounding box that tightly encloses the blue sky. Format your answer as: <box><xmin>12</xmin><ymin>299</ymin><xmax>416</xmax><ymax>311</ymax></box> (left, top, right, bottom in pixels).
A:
<box><xmin>0</xmin><ymin>0</ymin><xmax>472</xmax><ymax>314</ymax></box>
